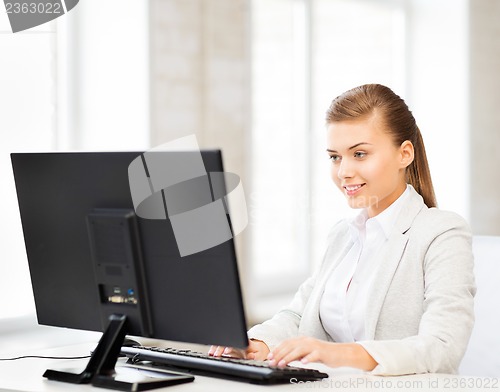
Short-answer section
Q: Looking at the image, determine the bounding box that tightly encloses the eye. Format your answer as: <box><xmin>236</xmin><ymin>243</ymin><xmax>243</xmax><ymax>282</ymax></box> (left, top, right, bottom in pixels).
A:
<box><xmin>354</xmin><ymin>151</ymin><xmax>367</xmax><ymax>159</ymax></box>
<box><xmin>329</xmin><ymin>154</ymin><xmax>341</xmax><ymax>162</ymax></box>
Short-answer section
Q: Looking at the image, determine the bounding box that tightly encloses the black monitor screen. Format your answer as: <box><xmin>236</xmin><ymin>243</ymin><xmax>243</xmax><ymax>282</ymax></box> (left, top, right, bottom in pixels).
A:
<box><xmin>11</xmin><ymin>151</ymin><xmax>248</xmax><ymax>350</ymax></box>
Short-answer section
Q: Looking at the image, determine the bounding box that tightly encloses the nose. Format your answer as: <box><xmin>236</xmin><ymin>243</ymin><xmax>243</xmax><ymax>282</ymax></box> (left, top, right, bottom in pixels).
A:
<box><xmin>337</xmin><ymin>158</ymin><xmax>353</xmax><ymax>180</ymax></box>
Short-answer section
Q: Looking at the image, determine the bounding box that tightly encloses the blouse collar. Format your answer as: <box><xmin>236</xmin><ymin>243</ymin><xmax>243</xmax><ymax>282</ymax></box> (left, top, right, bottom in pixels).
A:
<box><xmin>348</xmin><ymin>184</ymin><xmax>411</xmax><ymax>243</ymax></box>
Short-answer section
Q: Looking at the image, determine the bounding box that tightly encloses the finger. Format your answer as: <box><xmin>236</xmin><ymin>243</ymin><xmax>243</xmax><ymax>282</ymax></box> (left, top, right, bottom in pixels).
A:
<box><xmin>247</xmin><ymin>347</ymin><xmax>268</xmax><ymax>361</ymax></box>
<box><xmin>277</xmin><ymin>346</ymin><xmax>309</xmax><ymax>368</ymax></box>
<box><xmin>209</xmin><ymin>346</ymin><xmax>226</xmax><ymax>357</ymax></box>
<box><xmin>215</xmin><ymin>346</ymin><xmax>227</xmax><ymax>357</ymax></box>
<box><xmin>245</xmin><ymin>341</ymin><xmax>267</xmax><ymax>360</ymax></box>
<box><xmin>269</xmin><ymin>341</ymin><xmax>309</xmax><ymax>368</ymax></box>
<box><xmin>267</xmin><ymin>342</ymin><xmax>286</xmax><ymax>360</ymax></box>
<box><xmin>268</xmin><ymin>343</ymin><xmax>294</xmax><ymax>366</ymax></box>
<box><xmin>268</xmin><ymin>338</ymin><xmax>299</xmax><ymax>360</ymax></box>
<box><xmin>221</xmin><ymin>347</ymin><xmax>236</xmax><ymax>357</ymax></box>
<box><xmin>224</xmin><ymin>347</ymin><xmax>247</xmax><ymax>359</ymax></box>
<box><xmin>300</xmin><ymin>351</ymin><xmax>319</xmax><ymax>364</ymax></box>
<box><xmin>208</xmin><ymin>345</ymin><xmax>217</xmax><ymax>356</ymax></box>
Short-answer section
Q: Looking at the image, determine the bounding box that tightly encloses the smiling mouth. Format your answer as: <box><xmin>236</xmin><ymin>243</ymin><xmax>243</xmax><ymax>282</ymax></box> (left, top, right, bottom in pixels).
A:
<box><xmin>343</xmin><ymin>184</ymin><xmax>365</xmax><ymax>195</ymax></box>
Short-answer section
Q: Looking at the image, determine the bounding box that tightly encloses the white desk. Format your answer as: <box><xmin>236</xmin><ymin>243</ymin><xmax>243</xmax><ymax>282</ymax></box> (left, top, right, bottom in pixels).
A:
<box><xmin>1</xmin><ymin>324</ymin><xmax>498</xmax><ymax>392</ymax></box>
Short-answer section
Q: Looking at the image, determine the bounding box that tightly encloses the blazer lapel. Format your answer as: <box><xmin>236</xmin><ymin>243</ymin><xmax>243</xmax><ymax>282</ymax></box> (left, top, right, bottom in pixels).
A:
<box><xmin>364</xmin><ymin>186</ymin><xmax>425</xmax><ymax>339</ymax></box>
<box><xmin>300</xmin><ymin>226</ymin><xmax>354</xmax><ymax>340</ymax></box>
<box><xmin>364</xmin><ymin>232</ymin><xmax>409</xmax><ymax>339</ymax></box>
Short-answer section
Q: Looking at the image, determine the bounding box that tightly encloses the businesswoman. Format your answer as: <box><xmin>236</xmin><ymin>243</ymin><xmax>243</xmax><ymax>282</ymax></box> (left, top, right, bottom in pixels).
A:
<box><xmin>209</xmin><ymin>83</ymin><xmax>476</xmax><ymax>376</ymax></box>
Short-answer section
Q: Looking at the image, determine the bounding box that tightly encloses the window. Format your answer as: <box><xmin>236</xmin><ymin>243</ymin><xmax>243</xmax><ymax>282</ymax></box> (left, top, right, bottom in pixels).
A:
<box><xmin>0</xmin><ymin>0</ymin><xmax>149</xmax><ymax>319</ymax></box>
<box><xmin>309</xmin><ymin>0</ymin><xmax>406</xmax><ymax>267</ymax></box>
<box><xmin>250</xmin><ymin>0</ymin><xmax>405</xmax><ymax>298</ymax></box>
<box><xmin>0</xmin><ymin>14</ymin><xmax>58</xmax><ymax>318</ymax></box>
<box><xmin>250</xmin><ymin>0</ymin><xmax>310</xmax><ymax>296</ymax></box>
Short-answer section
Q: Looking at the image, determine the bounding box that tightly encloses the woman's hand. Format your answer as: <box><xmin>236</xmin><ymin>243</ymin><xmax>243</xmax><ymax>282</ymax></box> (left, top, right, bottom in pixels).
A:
<box><xmin>208</xmin><ymin>339</ymin><xmax>270</xmax><ymax>360</ymax></box>
<box><xmin>267</xmin><ymin>336</ymin><xmax>377</xmax><ymax>371</ymax></box>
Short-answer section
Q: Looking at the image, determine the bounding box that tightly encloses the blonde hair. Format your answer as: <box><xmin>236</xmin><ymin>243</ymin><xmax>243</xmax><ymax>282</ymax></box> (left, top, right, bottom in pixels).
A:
<box><xmin>325</xmin><ymin>84</ymin><xmax>437</xmax><ymax>208</ymax></box>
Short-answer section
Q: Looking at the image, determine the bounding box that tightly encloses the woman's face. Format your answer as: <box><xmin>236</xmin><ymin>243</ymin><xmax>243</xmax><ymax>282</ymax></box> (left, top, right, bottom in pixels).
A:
<box><xmin>326</xmin><ymin>114</ymin><xmax>413</xmax><ymax>217</ymax></box>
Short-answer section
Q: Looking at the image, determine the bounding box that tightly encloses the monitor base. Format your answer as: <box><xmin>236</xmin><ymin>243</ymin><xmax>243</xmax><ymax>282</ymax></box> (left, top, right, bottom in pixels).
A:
<box><xmin>43</xmin><ymin>314</ymin><xmax>193</xmax><ymax>390</ymax></box>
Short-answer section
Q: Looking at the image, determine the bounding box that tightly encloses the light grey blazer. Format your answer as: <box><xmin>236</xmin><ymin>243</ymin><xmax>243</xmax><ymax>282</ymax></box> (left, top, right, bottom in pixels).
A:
<box><xmin>248</xmin><ymin>186</ymin><xmax>476</xmax><ymax>376</ymax></box>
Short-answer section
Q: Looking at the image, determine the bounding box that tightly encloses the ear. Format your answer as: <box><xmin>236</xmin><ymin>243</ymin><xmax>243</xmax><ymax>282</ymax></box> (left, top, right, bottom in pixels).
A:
<box><xmin>399</xmin><ymin>140</ymin><xmax>414</xmax><ymax>168</ymax></box>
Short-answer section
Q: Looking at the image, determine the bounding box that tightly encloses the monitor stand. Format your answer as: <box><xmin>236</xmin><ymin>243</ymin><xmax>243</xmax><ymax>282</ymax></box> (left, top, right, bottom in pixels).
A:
<box><xmin>43</xmin><ymin>314</ymin><xmax>194</xmax><ymax>391</ymax></box>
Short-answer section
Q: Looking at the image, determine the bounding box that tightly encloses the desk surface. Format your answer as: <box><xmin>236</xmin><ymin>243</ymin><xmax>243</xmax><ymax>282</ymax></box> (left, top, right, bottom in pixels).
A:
<box><xmin>0</xmin><ymin>325</ymin><xmax>498</xmax><ymax>392</ymax></box>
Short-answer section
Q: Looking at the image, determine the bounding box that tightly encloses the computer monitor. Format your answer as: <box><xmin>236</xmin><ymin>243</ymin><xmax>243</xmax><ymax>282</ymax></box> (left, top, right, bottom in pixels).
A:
<box><xmin>11</xmin><ymin>150</ymin><xmax>248</xmax><ymax>390</ymax></box>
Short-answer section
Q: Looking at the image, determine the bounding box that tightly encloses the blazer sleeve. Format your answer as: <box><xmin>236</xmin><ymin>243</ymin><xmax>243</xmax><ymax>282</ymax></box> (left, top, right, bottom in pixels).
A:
<box><xmin>357</xmin><ymin>211</ymin><xmax>476</xmax><ymax>375</ymax></box>
<box><xmin>247</xmin><ymin>274</ymin><xmax>316</xmax><ymax>349</ymax></box>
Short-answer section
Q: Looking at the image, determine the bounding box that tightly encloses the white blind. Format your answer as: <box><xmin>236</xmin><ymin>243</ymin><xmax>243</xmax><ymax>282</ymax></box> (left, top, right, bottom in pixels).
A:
<box><xmin>0</xmin><ymin>0</ymin><xmax>150</xmax><ymax>319</ymax></box>
<box><xmin>250</xmin><ymin>0</ymin><xmax>405</xmax><ymax>293</ymax></box>
<box><xmin>250</xmin><ymin>0</ymin><xmax>309</xmax><ymax>291</ymax></box>
<box><xmin>0</xmin><ymin>15</ymin><xmax>57</xmax><ymax>317</ymax></box>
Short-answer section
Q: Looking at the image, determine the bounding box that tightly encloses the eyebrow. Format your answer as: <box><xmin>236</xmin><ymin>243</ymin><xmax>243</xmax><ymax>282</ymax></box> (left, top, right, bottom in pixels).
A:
<box><xmin>326</xmin><ymin>142</ymin><xmax>372</xmax><ymax>153</ymax></box>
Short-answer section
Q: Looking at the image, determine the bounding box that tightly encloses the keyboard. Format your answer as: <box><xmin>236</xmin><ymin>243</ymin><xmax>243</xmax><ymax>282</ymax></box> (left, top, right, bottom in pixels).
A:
<box><xmin>120</xmin><ymin>345</ymin><xmax>329</xmax><ymax>384</ymax></box>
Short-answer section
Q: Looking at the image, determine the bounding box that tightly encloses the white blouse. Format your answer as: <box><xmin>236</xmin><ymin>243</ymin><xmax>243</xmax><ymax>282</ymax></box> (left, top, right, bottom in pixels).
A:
<box><xmin>319</xmin><ymin>185</ymin><xmax>410</xmax><ymax>342</ymax></box>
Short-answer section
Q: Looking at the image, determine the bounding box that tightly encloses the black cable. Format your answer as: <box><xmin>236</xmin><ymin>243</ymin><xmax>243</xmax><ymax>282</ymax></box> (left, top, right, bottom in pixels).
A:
<box><xmin>0</xmin><ymin>354</ymin><xmax>91</xmax><ymax>361</ymax></box>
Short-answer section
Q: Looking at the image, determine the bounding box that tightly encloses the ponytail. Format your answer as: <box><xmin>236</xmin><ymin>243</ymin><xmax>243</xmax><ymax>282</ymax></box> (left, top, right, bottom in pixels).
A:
<box><xmin>406</xmin><ymin>127</ymin><xmax>437</xmax><ymax>208</ymax></box>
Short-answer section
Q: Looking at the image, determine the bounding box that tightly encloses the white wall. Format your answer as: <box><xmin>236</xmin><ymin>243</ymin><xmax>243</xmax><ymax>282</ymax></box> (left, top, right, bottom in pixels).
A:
<box><xmin>148</xmin><ymin>0</ymin><xmax>252</xmax><ymax>306</ymax></box>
